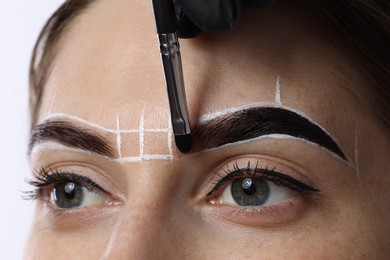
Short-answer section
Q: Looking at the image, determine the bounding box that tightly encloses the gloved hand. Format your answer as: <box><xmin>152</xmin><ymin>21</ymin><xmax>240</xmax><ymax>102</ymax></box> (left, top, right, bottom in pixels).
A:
<box><xmin>175</xmin><ymin>0</ymin><xmax>274</xmax><ymax>38</ymax></box>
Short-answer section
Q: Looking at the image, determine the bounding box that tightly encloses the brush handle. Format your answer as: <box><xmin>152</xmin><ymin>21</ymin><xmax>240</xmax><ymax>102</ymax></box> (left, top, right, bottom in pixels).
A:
<box><xmin>159</xmin><ymin>33</ymin><xmax>191</xmax><ymax>135</ymax></box>
<box><xmin>152</xmin><ymin>0</ymin><xmax>177</xmax><ymax>33</ymax></box>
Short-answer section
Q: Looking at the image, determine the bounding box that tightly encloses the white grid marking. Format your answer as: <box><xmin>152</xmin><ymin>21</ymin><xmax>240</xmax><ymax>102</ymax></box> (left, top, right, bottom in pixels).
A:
<box><xmin>275</xmin><ymin>76</ymin><xmax>282</xmax><ymax>106</ymax></box>
<box><xmin>41</xmin><ymin>108</ymin><xmax>176</xmax><ymax>163</ymax></box>
<box><xmin>167</xmin><ymin>115</ymin><xmax>173</xmax><ymax>157</ymax></box>
<box><xmin>116</xmin><ymin>114</ymin><xmax>122</xmax><ymax>159</ymax></box>
<box><xmin>139</xmin><ymin>107</ymin><xmax>145</xmax><ymax>160</ymax></box>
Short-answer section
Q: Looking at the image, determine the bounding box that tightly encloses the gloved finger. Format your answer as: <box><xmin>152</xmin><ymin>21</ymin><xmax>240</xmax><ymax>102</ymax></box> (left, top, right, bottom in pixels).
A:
<box><xmin>175</xmin><ymin>0</ymin><xmax>242</xmax><ymax>32</ymax></box>
<box><xmin>174</xmin><ymin>4</ymin><xmax>202</xmax><ymax>38</ymax></box>
<box><xmin>177</xmin><ymin>14</ymin><xmax>202</xmax><ymax>38</ymax></box>
<box><xmin>242</xmin><ymin>0</ymin><xmax>274</xmax><ymax>8</ymax></box>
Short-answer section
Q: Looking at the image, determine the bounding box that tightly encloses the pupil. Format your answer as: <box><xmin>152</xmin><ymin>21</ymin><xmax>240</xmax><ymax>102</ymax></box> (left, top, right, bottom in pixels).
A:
<box><xmin>242</xmin><ymin>178</ymin><xmax>256</xmax><ymax>195</ymax></box>
<box><xmin>52</xmin><ymin>182</ymin><xmax>83</xmax><ymax>208</ymax></box>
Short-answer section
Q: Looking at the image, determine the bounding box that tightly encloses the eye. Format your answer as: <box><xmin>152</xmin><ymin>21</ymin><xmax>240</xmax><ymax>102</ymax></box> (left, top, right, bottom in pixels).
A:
<box><xmin>206</xmin><ymin>160</ymin><xmax>319</xmax><ymax>216</ymax></box>
<box><xmin>50</xmin><ymin>182</ymin><xmax>108</xmax><ymax>209</ymax></box>
<box><xmin>24</xmin><ymin>168</ymin><xmax>114</xmax><ymax>210</ymax></box>
<box><xmin>220</xmin><ymin>177</ymin><xmax>294</xmax><ymax>207</ymax></box>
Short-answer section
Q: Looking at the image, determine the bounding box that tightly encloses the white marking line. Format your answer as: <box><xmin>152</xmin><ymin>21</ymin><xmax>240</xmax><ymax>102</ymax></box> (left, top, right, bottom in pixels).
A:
<box><xmin>139</xmin><ymin>107</ymin><xmax>145</xmax><ymax>160</ymax></box>
<box><xmin>41</xmin><ymin>113</ymin><xmax>118</xmax><ymax>134</ymax></box>
<box><xmin>145</xmin><ymin>128</ymin><xmax>170</xmax><ymax>133</ymax></box>
<box><xmin>31</xmin><ymin>142</ymin><xmax>175</xmax><ymax>164</ymax></box>
<box><xmin>115</xmin><ymin>157</ymin><xmax>141</xmax><ymax>163</ymax></box>
<box><xmin>30</xmin><ymin>142</ymin><xmax>112</xmax><ymax>161</ymax></box>
<box><xmin>199</xmin><ymin>102</ymin><xmax>276</xmax><ymax>122</ymax></box>
<box><xmin>118</xmin><ymin>129</ymin><xmax>139</xmax><ymax>134</ymax></box>
<box><xmin>144</xmin><ymin>154</ymin><xmax>174</xmax><ymax>160</ymax></box>
<box><xmin>354</xmin><ymin>127</ymin><xmax>360</xmax><ymax>177</ymax></box>
<box><xmin>40</xmin><ymin>112</ymin><xmax>176</xmax><ymax>162</ymax></box>
<box><xmin>116</xmin><ymin>114</ymin><xmax>122</xmax><ymax>159</ymax></box>
<box><xmin>41</xmin><ymin>113</ymin><xmax>169</xmax><ymax>134</ymax></box>
<box><xmin>200</xmin><ymin>103</ymin><xmax>334</xmax><ymax>142</ymax></box>
<box><xmin>46</xmin><ymin>91</ymin><xmax>57</xmax><ymax>115</ymax></box>
<box><xmin>275</xmin><ymin>76</ymin><xmax>282</xmax><ymax>105</ymax></box>
<box><xmin>184</xmin><ymin>134</ymin><xmax>354</xmax><ymax>167</ymax></box>
<box><xmin>167</xmin><ymin>115</ymin><xmax>173</xmax><ymax>157</ymax></box>
<box><xmin>115</xmin><ymin>155</ymin><xmax>174</xmax><ymax>164</ymax></box>
<box><xmin>198</xmin><ymin>103</ymin><xmax>352</xmax><ymax>166</ymax></box>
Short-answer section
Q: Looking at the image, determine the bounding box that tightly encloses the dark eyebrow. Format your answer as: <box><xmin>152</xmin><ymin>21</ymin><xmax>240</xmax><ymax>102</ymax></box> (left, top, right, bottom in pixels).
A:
<box><xmin>28</xmin><ymin>120</ymin><xmax>115</xmax><ymax>158</ymax></box>
<box><xmin>192</xmin><ymin>107</ymin><xmax>347</xmax><ymax>161</ymax></box>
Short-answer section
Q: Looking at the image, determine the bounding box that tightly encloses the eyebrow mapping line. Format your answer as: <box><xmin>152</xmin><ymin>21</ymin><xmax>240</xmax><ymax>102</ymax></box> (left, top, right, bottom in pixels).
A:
<box><xmin>41</xmin><ymin>113</ymin><xmax>171</xmax><ymax>134</ymax></box>
<box><xmin>168</xmin><ymin>115</ymin><xmax>173</xmax><ymax>157</ymax></box>
<box><xmin>139</xmin><ymin>106</ymin><xmax>145</xmax><ymax>160</ymax></box>
<box><xmin>31</xmin><ymin>112</ymin><xmax>177</xmax><ymax>163</ymax></box>
<box><xmin>275</xmin><ymin>76</ymin><xmax>282</xmax><ymax>105</ymax></box>
<box><xmin>28</xmin><ymin>120</ymin><xmax>115</xmax><ymax>158</ymax></box>
<box><xmin>199</xmin><ymin>102</ymin><xmax>277</xmax><ymax>122</ymax></box>
<box><xmin>199</xmin><ymin>103</ymin><xmax>339</xmax><ymax>143</ymax></box>
<box><xmin>30</xmin><ymin>142</ymin><xmax>175</xmax><ymax>164</ymax></box>
<box><xmin>30</xmin><ymin>142</ymin><xmax>113</xmax><ymax>161</ymax></box>
<box><xmin>40</xmin><ymin>113</ymin><xmax>119</xmax><ymax>134</ymax></box>
<box><xmin>189</xmin><ymin>134</ymin><xmax>352</xmax><ymax>166</ymax></box>
<box><xmin>116</xmin><ymin>114</ymin><xmax>122</xmax><ymax>159</ymax></box>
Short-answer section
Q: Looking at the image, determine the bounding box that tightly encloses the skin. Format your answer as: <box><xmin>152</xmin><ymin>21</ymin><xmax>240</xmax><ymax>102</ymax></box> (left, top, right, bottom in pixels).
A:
<box><xmin>25</xmin><ymin>0</ymin><xmax>390</xmax><ymax>259</ymax></box>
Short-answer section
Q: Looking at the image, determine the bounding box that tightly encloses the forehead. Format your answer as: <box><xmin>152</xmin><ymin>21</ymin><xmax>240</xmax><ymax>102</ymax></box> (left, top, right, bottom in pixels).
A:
<box><xmin>37</xmin><ymin>0</ymin><xmax>359</xmax><ymax>133</ymax></box>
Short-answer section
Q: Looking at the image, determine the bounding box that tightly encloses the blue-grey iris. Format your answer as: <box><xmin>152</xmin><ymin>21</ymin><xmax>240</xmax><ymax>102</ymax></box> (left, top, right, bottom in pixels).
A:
<box><xmin>231</xmin><ymin>178</ymin><xmax>270</xmax><ymax>206</ymax></box>
<box><xmin>52</xmin><ymin>182</ymin><xmax>83</xmax><ymax>208</ymax></box>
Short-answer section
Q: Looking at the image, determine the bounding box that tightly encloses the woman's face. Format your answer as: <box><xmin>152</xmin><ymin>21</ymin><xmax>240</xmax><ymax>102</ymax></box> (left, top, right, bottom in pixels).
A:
<box><xmin>25</xmin><ymin>1</ymin><xmax>390</xmax><ymax>258</ymax></box>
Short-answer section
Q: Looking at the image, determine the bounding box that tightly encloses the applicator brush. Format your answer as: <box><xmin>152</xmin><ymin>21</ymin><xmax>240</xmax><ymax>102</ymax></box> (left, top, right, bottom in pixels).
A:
<box><xmin>151</xmin><ymin>0</ymin><xmax>193</xmax><ymax>153</ymax></box>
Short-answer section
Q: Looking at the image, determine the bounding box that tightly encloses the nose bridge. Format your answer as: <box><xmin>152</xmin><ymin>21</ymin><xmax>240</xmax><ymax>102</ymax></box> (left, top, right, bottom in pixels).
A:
<box><xmin>102</xmin><ymin>204</ymin><xmax>169</xmax><ymax>259</ymax></box>
<box><xmin>101</xmin><ymin>162</ymin><xmax>188</xmax><ymax>260</ymax></box>
<box><xmin>100</xmin><ymin>160</ymin><xmax>192</xmax><ymax>259</ymax></box>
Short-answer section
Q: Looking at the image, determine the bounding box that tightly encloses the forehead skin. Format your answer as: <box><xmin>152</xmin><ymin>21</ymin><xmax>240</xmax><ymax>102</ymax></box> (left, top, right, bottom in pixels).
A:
<box><xmin>38</xmin><ymin>1</ymin><xmax>360</xmax><ymax>132</ymax></box>
<box><xmin>27</xmin><ymin>0</ymin><xmax>390</xmax><ymax>258</ymax></box>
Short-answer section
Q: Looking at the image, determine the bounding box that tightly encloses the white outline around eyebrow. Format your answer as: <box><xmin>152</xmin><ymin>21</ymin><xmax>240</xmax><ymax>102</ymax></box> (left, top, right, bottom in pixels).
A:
<box><xmin>275</xmin><ymin>76</ymin><xmax>282</xmax><ymax>106</ymax></box>
<box><xmin>37</xmin><ymin>74</ymin><xmax>351</xmax><ymax>167</ymax></box>
<box><xmin>30</xmin><ymin>141</ymin><xmax>175</xmax><ymax>164</ymax></box>
<box><xmin>189</xmin><ymin>134</ymin><xmax>355</xmax><ymax>168</ymax></box>
<box><xmin>197</xmin><ymin>105</ymin><xmax>353</xmax><ymax>166</ymax></box>
<box><xmin>38</xmin><ymin>101</ymin><xmax>351</xmax><ymax>165</ymax></box>
<box><xmin>200</xmin><ymin>103</ymin><xmax>342</xmax><ymax>147</ymax></box>
<box><xmin>32</xmin><ymin>114</ymin><xmax>355</xmax><ymax>175</ymax></box>
<box><xmin>116</xmin><ymin>114</ymin><xmax>122</xmax><ymax>159</ymax></box>
<box><xmin>37</xmin><ymin>112</ymin><xmax>175</xmax><ymax>163</ymax></box>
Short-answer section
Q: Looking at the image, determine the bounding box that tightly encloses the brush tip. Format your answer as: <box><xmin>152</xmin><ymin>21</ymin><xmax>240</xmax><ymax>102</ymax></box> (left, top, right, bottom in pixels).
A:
<box><xmin>175</xmin><ymin>134</ymin><xmax>193</xmax><ymax>153</ymax></box>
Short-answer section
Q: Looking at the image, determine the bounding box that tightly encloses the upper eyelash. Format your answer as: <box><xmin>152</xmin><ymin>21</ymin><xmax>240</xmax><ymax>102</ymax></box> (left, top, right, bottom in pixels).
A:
<box><xmin>207</xmin><ymin>161</ymin><xmax>320</xmax><ymax>197</ymax></box>
<box><xmin>22</xmin><ymin>168</ymin><xmax>107</xmax><ymax>201</ymax></box>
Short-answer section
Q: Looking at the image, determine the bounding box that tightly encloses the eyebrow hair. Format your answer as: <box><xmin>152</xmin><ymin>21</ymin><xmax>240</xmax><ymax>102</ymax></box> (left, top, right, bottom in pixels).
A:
<box><xmin>28</xmin><ymin>120</ymin><xmax>115</xmax><ymax>158</ymax></box>
<box><xmin>28</xmin><ymin>107</ymin><xmax>347</xmax><ymax>161</ymax></box>
<box><xmin>192</xmin><ymin>107</ymin><xmax>347</xmax><ymax>160</ymax></box>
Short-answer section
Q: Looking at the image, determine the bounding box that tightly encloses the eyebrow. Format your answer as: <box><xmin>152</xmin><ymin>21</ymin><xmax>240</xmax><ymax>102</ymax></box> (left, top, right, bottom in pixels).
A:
<box><xmin>192</xmin><ymin>107</ymin><xmax>347</xmax><ymax>160</ymax></box>
<box><xmin>28</xmin><ymin>120</ymin><xmax>115</xmax><ymax>158</ymax></box>
<box><xmin>28</xmin><ymin>107</ymin><xmax>347</xmax><ymax>161</ymax></box>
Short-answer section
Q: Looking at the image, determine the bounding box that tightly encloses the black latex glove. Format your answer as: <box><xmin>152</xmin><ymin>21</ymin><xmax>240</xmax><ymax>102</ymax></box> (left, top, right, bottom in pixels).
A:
<box><xmin>175</xmin><ymin>0</ymin><xmax>274</xmax><ymax>38</ymax></box>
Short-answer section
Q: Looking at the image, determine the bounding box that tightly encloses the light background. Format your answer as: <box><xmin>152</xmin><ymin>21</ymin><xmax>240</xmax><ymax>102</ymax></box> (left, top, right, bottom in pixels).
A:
<box><xmin>0</xmin><ymin>1</ymin><xmax>64</xmax><ymax>258</ymax></box>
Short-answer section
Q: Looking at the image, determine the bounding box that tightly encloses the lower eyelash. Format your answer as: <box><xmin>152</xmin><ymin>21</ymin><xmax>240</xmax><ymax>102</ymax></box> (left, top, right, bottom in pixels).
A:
<box><xmin>229</xmin><ymin>202</ymin><xmax>290</xmax><ymax>215</ymax></box>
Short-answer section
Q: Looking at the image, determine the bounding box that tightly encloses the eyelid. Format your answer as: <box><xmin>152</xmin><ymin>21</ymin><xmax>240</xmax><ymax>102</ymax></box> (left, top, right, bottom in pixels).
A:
<box><xmin>203</xmin><ymin>155</ymin><xmax>319</xmax><ymax>198</ymax></box>
<box><xmin>26</xmin><ymin>163</ymin><xmax>126</xmax><ymax>202</ymax></box>
<box><xmin>40</xmin><ymin>170</ymin><xmax>106</xmax><ymax>190</ymax></box>
<box><xmin>207</xmin><ymin>165</ymin><xmax>319</xmax><ymax>198</ymax></box>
